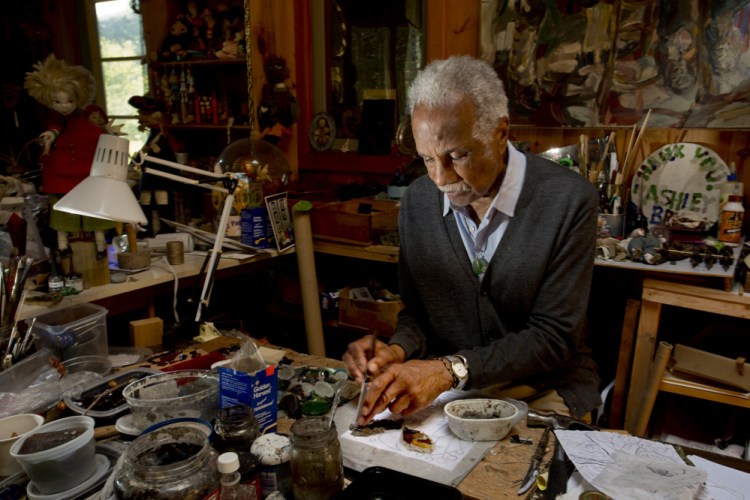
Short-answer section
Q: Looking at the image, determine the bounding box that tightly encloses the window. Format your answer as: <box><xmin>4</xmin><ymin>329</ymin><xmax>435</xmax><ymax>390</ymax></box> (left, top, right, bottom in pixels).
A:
<box><xmin>84</xmin><ymin>0</ymin><xmax>148</xmax><ymax>155</ymax></box>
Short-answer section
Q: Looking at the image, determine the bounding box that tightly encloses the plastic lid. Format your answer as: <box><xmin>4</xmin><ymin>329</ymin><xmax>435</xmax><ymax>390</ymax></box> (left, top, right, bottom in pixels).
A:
<box><xmin>250</xmin><ymin>433</ymin><xmax>291</xmax><ymax>465</ymax></box>
<box><xmin>217</xmin><ymin>452</ymin><xmax>240</xmax><ymax>473</ymax></box>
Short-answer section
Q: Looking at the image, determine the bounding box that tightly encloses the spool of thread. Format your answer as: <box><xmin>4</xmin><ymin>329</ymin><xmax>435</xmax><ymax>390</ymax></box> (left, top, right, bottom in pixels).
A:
<box><xmin>166</xmin><ymin>240</ymin><xmax>185</xmax><ymax>265</ymax></box>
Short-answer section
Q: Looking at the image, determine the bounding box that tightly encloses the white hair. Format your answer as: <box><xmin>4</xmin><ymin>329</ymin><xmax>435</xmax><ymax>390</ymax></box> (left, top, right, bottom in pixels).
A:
<box><xmin>407</xmin><ymin>56</ymin><xmax>508</xmax><ymax>138</ymax></box>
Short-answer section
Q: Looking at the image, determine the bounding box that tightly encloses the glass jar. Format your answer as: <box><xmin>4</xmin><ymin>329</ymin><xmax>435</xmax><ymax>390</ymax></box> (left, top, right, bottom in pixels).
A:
<box><xmin>214</xmin><ymin>404</ymin><xmax>261</xmax><ymax>498</ymax></box>
<box><xmin>113</xmin><ymin>426</ymin><xmax>219</xmax><ymax>499</ymax></box>
<box><xmin>214</xmin><ymin>404</ymin><xmax>260</xmax><ymax>451</ymax></box>
<box><xmin>289</xmin><ymin>416</ymin><xmax>344</xmax><ymax>500</ymax></box>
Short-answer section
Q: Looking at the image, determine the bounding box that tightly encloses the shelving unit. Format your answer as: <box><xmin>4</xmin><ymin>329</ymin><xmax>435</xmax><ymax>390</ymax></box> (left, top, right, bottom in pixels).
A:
<box><xmin>624</xmin><ymin>278</ymin><xmax>750</xmax><ymax>435</ymax></box>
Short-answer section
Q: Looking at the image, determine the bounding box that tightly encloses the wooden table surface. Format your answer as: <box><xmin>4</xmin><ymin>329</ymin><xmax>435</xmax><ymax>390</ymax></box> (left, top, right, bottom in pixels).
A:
<box><xmin>281</xmin><ymin>350</ymin><xmax>554</xmax><ymax>499</ymax></box>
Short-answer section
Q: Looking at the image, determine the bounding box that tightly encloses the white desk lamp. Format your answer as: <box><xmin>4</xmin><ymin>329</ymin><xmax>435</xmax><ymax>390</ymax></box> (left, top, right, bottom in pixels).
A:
<box><xmin>56</xmin><ymin>134</ymin><xmax>237</xmax><ymax>327</ymax></box>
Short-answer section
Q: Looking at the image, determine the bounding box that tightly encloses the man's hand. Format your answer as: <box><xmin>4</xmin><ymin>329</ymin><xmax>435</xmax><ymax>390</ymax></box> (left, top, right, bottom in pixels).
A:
<box><xmin>342</xmin><ymin>335</ymin><xmax>405</xmax><ymax>384</ymax></box>
<box><xmin>355</xmin><ymin>359</ymin><xmax>454</xmax><ymax>426</ymax></box>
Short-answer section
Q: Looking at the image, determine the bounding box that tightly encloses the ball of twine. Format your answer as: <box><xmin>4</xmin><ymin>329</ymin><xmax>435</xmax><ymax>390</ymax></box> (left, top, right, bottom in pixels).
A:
<box><xmin>166</xmin><ymin>241</ymin><xmax>185</xmax><ymax>265</ymax></box>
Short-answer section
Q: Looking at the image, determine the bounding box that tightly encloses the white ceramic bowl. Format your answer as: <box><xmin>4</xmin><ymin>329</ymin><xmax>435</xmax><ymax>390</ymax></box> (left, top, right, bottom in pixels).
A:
<box><xmin>9</xmin><ymin>415</ymin><xmax>96</xmax><ymax>494</ymax></box>
<box><xmin>444</xmin><ymin>399</ymin><xmax>519</xmax><ymax>441</ymax></box>
<box><xmin>0</xmin><ymin>413</ymin><xmax>45</xmax><ymax>476</ymax></box>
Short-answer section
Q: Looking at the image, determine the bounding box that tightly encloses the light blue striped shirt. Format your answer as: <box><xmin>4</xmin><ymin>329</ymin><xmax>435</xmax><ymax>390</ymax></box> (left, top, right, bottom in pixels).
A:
<box><xmin>442</xmin><ymin>142</ymin><xmax>526</xmax><ymax>278</ymax></box>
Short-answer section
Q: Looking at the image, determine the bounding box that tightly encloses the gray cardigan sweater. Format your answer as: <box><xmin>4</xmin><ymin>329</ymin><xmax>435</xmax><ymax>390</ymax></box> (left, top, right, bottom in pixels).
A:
<box><xmin>390</xmin><ymin>152</ymin><xmax>601</xmax><ymax>417</ymax></box>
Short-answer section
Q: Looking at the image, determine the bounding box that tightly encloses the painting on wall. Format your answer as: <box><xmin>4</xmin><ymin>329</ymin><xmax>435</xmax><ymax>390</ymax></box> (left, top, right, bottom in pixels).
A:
<box><xmin>480</xmin><ymin>0</ymin><xmax>750</xmax><ymax>128</ymax></box>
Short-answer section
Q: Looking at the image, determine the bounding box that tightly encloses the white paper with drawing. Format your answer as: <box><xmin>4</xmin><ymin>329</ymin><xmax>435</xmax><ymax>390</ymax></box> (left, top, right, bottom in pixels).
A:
<box><xmin>555</xmin><ymin>430</ymin><xmax>707</xmax><ymax>500</ymax></box>
<box><xmin>333</xmin><ymin>391</ymin><xmax>499</xmax><ymax>486</ymax></box>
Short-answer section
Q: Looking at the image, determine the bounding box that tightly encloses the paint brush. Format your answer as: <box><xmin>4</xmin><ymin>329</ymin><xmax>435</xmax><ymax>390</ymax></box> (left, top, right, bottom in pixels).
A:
<box><xmin>621</xmin><ymin>122</ymin><xmax>638</xmax><ymax>183</ymax></box>
<box><xmin>591</xmin><ymin>131</ymin><xmax>616</xmax><ymax>184</ymax></box>
<box><xmin>622</xmin><ymin>109</ymin><xmax>652</xmax><ymax>184</ymax></box>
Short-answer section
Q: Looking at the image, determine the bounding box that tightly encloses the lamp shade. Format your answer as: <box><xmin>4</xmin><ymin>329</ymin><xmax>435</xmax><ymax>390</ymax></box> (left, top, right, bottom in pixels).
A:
<box><xmin>54</xmin><ymin>134</ymin><xmax>147</xmax><ymax>225</ymax></box>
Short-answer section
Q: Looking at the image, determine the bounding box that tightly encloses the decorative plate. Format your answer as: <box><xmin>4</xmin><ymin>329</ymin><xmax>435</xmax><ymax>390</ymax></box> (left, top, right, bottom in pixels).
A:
<box><xmin>309</xmin><ymin>112</ymin><xmax>336</xmax><ymax>152</ymax></box>
<box><xmin>630</xmin><ymin>143</ymin><xmax>729</xmax><ymax>229</ymax></box>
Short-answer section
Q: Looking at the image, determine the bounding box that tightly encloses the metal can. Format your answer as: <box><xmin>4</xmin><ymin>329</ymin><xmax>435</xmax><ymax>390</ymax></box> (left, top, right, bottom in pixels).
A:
<box><xmin>289</xmin><ymin>416</ymin><xmax>344</xmax><ymax>500</ymax></box>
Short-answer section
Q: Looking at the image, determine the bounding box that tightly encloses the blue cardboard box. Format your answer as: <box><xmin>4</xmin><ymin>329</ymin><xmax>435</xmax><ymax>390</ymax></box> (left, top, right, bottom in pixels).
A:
<box><xmin>241</xmin><ymin>207</ymin><xmax>275</xmax><ymax>249</ymax></box>
<box><xmin>218</xmin><ymin>364</ymin><xmax>278</xmax><ymax>433</ymax></box>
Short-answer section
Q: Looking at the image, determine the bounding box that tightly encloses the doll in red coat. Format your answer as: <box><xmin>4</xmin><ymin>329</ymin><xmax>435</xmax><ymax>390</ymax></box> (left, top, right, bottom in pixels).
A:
<box><xmin>24</xmin><ymin>55</ymin><xmax>114</xmax><ymax>257</ymax></box>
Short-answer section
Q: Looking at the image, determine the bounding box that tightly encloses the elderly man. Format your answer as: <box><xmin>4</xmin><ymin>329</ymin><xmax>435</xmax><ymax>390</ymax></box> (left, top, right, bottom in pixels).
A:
<box><xmin>344</xmin><ymin>55</ymin><xmax>601</xmax><ymax>426</ymax></box>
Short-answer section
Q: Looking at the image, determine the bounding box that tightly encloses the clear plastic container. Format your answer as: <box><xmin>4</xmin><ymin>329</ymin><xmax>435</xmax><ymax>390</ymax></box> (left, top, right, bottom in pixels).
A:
<box><xmin>0</xmin><ymin>413</ymin><xmax>45</xmax><ymax>476</ymax></box>
<box><xmin>62</xmin><ymin>355</ymin><xmax>113</xmax><ymax>377</ymax></box>
<box><xmin>28</xmin><ymin>303</ymin><xmax>108</xmax><ymax>360</ymax></box>
<box><xmin>9</xmin><ymin>415</ymin><xmax>96</xmax><ymax>494</ymax></box>
<box><xmin>113</xmin><ymin>425</ymin><xmax>220</xmax><ymax>499</ymax></box>
<box><xmin>122</xmin><ymin>369</ymin><xmax>219</xmax><ymax>431</ymax></box>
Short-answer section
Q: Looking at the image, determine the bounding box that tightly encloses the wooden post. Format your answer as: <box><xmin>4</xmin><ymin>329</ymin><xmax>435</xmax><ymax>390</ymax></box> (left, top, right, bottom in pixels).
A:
<box><xmin>292</xmin><ymin>202</ymin><xmax>326</xmax><ymax>357</ymax></box>
<box><xmin>630</xmin><ymin>341</ymin><xmax>673</xmax><ymax>437</ymax></box>
<box><xmin>610</xmin><ymin>299</ymin><xmax>640</xmax><ymax>429</ymax></box>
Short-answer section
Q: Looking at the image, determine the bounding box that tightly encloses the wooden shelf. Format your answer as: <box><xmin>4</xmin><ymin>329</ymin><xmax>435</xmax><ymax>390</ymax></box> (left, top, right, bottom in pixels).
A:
<box><xmin>150</xmin><ymin>58</ymin><xmax>246</xmax><ymax>68</ymax></box>
<box><xmin>313</xmin><ymin>240</ymin><xmax>399</xmax><ymax>263</ymax></box>
<box><xmin>660</xmin><ymin>372</ymin><xmax>750</xmax><ymax>408</ymax></box>
<box><xmin>164</xmin><ymin>124</ymin><xmax>251</xmax><ymax>131</ymax></box>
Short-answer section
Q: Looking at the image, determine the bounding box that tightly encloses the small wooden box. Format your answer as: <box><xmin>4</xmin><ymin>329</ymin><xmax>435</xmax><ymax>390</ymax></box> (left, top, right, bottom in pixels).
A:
<box><xmin>130</xmin><ymin>317</ymin><xmax>163</xmax><ymax>348</ymax></box>
<box><xmin>310</xmin><ymin>198</ymin><xmax>399</xmax><ymax>245</ymax></box>
<box><xmin>337</xmin><ymin>287</ymin><xmax>404</xmax><ymax>334</ymax></box>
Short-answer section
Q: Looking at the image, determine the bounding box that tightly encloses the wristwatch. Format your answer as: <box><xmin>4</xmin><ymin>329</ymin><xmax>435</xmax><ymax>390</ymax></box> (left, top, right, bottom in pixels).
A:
<box><xmin>441</xmin><ymin>355</ymin><xmax>469</xmax><ymax>390</ymax></box>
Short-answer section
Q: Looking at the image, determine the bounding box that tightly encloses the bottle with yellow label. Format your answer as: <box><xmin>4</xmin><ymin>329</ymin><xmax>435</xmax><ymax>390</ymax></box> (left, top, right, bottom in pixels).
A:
<box><xmin>718</xmin><ymin>195</ymin><xmax>744</xmax><ymax>244</ymax></box>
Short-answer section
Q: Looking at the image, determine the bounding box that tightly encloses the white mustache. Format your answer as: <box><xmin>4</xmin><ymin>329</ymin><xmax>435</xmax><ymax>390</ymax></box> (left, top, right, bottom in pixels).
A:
<box><xmin>439</xmin><ymin>183</ymin><xmax>470</xmax><ymax>194</ymax></box>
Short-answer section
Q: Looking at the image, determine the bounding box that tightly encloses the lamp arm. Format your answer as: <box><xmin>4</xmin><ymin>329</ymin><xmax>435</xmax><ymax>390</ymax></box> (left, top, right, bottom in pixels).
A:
<box><xmin>143</xmin><ymin>167</ymin><xmax>229</xmax><ymax>193</ymax></box>
<box><xmin>193</xmin><ymin>176</ymin><xmax>238</xmax><ymax>323</ymax></box>
<box><xmin>134</xmin><ymin>151</ymin><xmax>224</xmax><ymax>179</ymax></box>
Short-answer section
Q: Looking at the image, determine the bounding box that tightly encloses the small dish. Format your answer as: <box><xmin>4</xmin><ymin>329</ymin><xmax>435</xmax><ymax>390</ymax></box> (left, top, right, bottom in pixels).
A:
<box><xmin>108</xmin><ymin>347</ymin><xmax>153</xmax><ymax>368</ymax></box>
<box><xmin>444</xmin><ymin>398</ymin><xmax>520</xmax><ymax>441</ymax></box>
<box><xmin>115</xmin><ymin>414</ymin><xmax>141</xmax><ymax>437</ymax></box>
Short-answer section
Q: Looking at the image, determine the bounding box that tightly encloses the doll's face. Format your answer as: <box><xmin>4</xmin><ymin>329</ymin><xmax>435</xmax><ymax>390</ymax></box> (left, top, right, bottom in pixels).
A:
<box><xmin>51</xmin><ymin>90</ymin><xmax>76</xmax><ymax>115</ymax></box>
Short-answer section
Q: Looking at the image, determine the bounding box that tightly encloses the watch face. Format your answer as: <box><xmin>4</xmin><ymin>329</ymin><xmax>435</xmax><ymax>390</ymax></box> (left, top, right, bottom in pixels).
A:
<box><xmin>450</xmin><ymin>357</ymin><xmax>468</xmax><ymax>379</ymax></box>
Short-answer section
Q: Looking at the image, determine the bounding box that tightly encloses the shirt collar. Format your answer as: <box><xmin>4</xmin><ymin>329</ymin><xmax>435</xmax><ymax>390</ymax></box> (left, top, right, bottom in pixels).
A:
<box><xmin>442</xmin><ymin>141</ymin><xmax>526</xmax><ymax>217</ymax></box>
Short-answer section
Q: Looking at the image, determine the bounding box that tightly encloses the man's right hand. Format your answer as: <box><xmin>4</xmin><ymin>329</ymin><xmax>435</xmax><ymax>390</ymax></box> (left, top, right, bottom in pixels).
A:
<box><xmin>342</xmin><ymin>335</ymin><xmax>405</xmax><ymax>384</ymax></box>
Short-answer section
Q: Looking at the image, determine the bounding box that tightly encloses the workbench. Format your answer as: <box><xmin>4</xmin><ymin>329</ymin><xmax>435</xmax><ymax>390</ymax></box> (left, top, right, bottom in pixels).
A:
<box><xmin>271</xmin><ymin>349</ymin><xmax>554</xmax><ymax>499</ymax></box>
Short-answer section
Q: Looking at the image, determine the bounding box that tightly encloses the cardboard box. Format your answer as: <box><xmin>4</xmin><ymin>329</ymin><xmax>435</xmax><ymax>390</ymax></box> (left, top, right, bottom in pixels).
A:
<box><xmin>218</xmin><ymin>364</ymin><xmax>279</xmax><ymax>433</ymax></box>
<box><xmin>672</xmin><ymin>343</ymin><xmax>750</xmax><ymax>392</ymax></box>
<box><xmin>337</xmin><ymin>287</ymin><xmax>404</xmax><ymax>333</ymax></box>
<box><xmin>310</xmin><ymin>198</ymin><xmax>399</xmax><ymax>245</ymax></box>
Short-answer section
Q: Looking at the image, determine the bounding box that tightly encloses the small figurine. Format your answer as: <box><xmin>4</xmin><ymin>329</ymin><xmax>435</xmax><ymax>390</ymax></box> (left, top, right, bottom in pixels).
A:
<box><xmin>257</xmin><ymin>55</ymin><xmax>299</xmax><ymax>146</ymax></box>
<box><xmin>128</xmin><ymin>95</ymin><xmax>180</xmax><ymax>236</ymax></box>
<box><xmin>24</xmin><ymin>54</ymin><xmax>115</xmax><ymax>258</ymax></box>
<box><xmin>624</xmin><ymin>228</ymin><xmax>665</xmax><ymax>264</ymax></box>
<box><xmin>159</xmin><ymin>17</ymin><xmax>190</xmax><ymax>61</ymax></box>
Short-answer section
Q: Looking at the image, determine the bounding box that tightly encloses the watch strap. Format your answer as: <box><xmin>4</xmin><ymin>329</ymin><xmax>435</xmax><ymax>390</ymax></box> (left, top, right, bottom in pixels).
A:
<box><xmin>439</xmin><ymin>357</ymin><xmax>459</xmax><ymax>388</ymax></box>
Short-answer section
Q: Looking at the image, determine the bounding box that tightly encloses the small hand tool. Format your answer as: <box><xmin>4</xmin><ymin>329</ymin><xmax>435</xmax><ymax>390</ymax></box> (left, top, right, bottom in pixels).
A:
<box><xmin>351</xmin><ymin>334</ymin><xmax>377</xmax><ymax>429</ymax></box>
<box><xmin>526</xmin><ymin>409</ymin><xmax>596</xmax><ymax>431</ymax></box>
<box><xmin>517</xmin><ymin>427</ymin><xmax>550</xmax><ymax>495</ymax></box>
